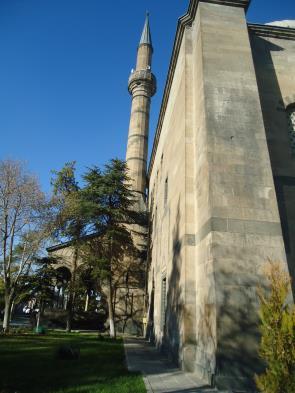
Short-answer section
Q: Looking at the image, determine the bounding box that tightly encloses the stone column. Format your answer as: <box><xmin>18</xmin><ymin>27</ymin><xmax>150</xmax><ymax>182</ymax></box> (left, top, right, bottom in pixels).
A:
<box><xmin>126</xmin><ymin>14</ymin><xmax>156</xmax><ymax>196</ymax></box>
<box><xmin>127</xmin><ymin>68</ymin><xmax>156</xmax><ymax>196</ymax></box>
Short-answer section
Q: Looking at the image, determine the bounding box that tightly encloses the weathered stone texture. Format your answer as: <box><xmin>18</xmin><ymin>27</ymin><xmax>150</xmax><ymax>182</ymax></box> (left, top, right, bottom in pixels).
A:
<box><xmin>146</xmin><ymin>0</ymin><xmax>293</xmax><ymax>391</ymax></box>
<box><xmin>251</xmin><ymin>30</ymin><xmax>295</xmax><ymax>293</ymax></box>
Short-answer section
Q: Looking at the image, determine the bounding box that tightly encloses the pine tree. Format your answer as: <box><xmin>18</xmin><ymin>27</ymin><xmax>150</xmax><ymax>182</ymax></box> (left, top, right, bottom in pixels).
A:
<box><xmin>256</xmin><ymin>262</ymin><xmax>295</xmax><ymax>393</ymax></box>
<box><xmin>80</xmin><ymin>159</ymin><xmax>142</xmax><ymax>337</ymax></box>
<box><xmin>51</xmin><ymin>162</ymin><xmax>86</xmax><ymax>332</ymax></box>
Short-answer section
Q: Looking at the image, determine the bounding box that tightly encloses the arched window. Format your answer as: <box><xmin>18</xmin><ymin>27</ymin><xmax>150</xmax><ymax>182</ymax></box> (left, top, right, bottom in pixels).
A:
<box><xmin>154</xmin><ymin>207</ymin><xmax>157</xmax><ymax>233</ymax></box>
<box><xmin>286</xmin><ymin>104</ymin><xmax>295</xmax><ymax>154</ymax></box>
<box><xmin>164</xmin><ymin>177</ymin><xmax>168</xmax><ymax>207</ymax></box>
<box><xmin>160</xmin><ymin>276</ymin><xmax>167</xmax><ymax>330</ymax></box>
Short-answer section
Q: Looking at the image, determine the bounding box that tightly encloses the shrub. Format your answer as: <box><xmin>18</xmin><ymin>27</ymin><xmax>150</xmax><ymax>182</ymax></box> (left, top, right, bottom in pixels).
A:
<box><xmin>255</xmin><ymin>262</ymin><xmax>295</xmax><ymax>393</ymax></box>
<box><xmin>55</xmin><ymin>344</ymin><xmax>80</xmax><ymax>360</ymax></box>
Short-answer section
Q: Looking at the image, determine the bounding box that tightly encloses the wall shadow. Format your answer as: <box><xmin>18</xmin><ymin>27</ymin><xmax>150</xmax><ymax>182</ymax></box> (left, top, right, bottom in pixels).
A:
<box><xmin>214</xmin><ymin>269</ymin><xmax>267</xmax><ymax>391</ymax></box>
<box><xmin>250</xmin><ymin>32</ymin><xmax>295</xmax><ymax>296</ymax></box>
<box><xmin>164</xmin><ymin>201</ymin><xmax>183</xmax><ymax>365</ymax></box>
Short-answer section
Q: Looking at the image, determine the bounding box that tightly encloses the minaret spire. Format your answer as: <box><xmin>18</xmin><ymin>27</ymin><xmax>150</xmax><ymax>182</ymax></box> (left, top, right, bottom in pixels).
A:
<box><xmin>126</xmin><ymin>14</ymin><xmax>157</xmax><ymax>197</ymax></box>
<box><xmin>140</xmin><ymin>12</ymin><xmax>152</xmax><ymax>48</ymax></box>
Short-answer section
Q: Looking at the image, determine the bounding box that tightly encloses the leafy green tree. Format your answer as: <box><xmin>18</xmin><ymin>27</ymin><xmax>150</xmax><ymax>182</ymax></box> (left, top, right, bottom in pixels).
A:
<box><xmin>16</xmin><ymin>257</ymin><xmax>58</xmax><ymax>327</ymax></box>
<box><xmin>80</xmin><ymin>159</ymin><xmax>141</xmax><ymax>337</ymax></box>
<box><xmin>75</xmin><ymin>266</ymin><xmax>98</xmax><ymax>312</ymax></box>
<box><xmin>256</xmin><ymin>262</ymin><xmax>295</xmax><ymax>393</ymax></box>
<box><xmin>19</xmin><ymin>257</ymin><xmax>57</xmax><ymax>303</ymax></box>
<box><xmin>51</xmin><ymin>162</ymin><xmax>86</xmax><ymax>332</ymax></box>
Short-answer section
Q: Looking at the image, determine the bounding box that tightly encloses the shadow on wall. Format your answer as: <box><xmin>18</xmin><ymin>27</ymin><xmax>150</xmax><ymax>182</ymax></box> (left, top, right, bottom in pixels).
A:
<box><xmin>115</xmin><ymin>291</ymin><xmax>144</xmax><ymax>336</ymax></box>
<box><xmin>146</xmin><ymin>277</ymin><xmax>155</xmax><ymax>342</ymax></box>
<box><xmin>250</xmin><ymin>33</ymin><xmax>295</xmax><ymax>297</ymax></box>
<box><xmin>164</xmin><ymin>200</ymin><xmax>183</xmax><ymax>365</ymax></box>
<box><xmin>113</xmin><ymin>266</ymin><xmax>145</xmax><ymax>336</ymax></box>
<box><xmin>195</xmin><ymin>272</ymin><xmax>217</xmax><ymax>383</ymax></box>
<box><xmin>215</xmin><ymin>273</ymin><xmax>265</xmax><ymax>390</ymax></box>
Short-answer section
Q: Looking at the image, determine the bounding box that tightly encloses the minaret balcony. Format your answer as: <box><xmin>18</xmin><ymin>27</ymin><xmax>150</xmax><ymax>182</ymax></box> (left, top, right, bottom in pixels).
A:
<box><xmin>128</xmin><ymin>70</ymin><xmax>157</xmax><ymax>96</ymax></box>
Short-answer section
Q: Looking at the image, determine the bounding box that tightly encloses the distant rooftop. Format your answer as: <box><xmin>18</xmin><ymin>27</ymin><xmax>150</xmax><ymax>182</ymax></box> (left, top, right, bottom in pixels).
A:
<box><xmin>265</xmin><ymin>20</ymin><xmax>295</xmax><ymax>28</ymax></box>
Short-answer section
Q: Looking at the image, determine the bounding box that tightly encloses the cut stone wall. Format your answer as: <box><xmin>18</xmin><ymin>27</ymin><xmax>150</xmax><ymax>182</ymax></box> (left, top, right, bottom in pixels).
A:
<box><xmin>251</xmin><ymin>30</ymin><xmax>295</xmax><ymax>294</ymax></box>
<box><xmin>147</xmin><ymin>0</ymin><xmax>292</xmax><ymax>390</ymax></box>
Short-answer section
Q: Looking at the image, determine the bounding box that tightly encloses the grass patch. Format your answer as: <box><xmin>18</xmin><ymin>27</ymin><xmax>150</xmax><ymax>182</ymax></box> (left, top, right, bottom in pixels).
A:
<box><xmin>0</xmin><ymin>332</ymin><xmax>145</xmax><ymax>393</ymax></box>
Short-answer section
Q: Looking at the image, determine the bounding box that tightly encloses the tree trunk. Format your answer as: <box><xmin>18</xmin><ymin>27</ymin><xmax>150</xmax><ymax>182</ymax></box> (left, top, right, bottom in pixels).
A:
<box><xmin>63</xmin><ymin>291</ymin><xmax>67</xmax><ymax>310</ymax></box>
<box><xmin>36</xmin><ymin>299</ymin><xmax>44</xmax><ymax>330</ymax></box>
<box><xmin>84</xmin><ymin>293</ymin><xmax>89</xmax><ymax>312</ymax></box>
<box><xmin>66</xmin><ymin>291</ymin><xmax>74</xmax><ymax>332</ymax></box>
<box><xmin>36</xmin><ymin>311</ymin><xmax>40</xmax><ymax>330</ymax></box>
<box><xmin>58</xmin><ymin>287</ymin><xmax>62</xmax><ymax>308</ymax></box>
<box><xmin>106</xmin><ymin>277</ymin><xmax>115</xmax><ymax>338</ymax></box>
<box><xmin>3</xmin><ymin>295</ymin><xmax>12</xmax><ymax>333</ymax></box>
<box><xmin>66</xmin><ymin>247</ymin><xmax>78</xmax><ymax>333</ymax></box>
<box><xmin>40</xmin><ymin>299</ymin><xmax>45</xmax><ymax>317</ymax></box>
<box><xmin>10</xmin><ymin>300</ymin><xmax>15</xmax><ymax>322</ymax></box>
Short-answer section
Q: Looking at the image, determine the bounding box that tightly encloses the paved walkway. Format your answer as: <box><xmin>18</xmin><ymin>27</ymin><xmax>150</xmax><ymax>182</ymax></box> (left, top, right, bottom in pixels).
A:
<box><xmin>124</xmin><ymin>337</ymin><xmax>219</xmax><ymax>393</ymax></box>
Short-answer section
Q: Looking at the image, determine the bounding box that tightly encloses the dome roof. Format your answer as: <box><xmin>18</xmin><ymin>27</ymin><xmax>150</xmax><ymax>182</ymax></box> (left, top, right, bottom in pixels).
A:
<box><xmin>265</xmin><ymin>20</ymin><xmax>295</xmax><ymax>28</ymax></box>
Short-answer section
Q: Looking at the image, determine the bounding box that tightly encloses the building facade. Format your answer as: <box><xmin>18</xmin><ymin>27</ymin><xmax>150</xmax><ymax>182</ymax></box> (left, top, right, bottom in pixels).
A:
<box><xmin>125</xmin><ymin>0</ymin><xmax>295</xmax><ymax>390</ymax></box>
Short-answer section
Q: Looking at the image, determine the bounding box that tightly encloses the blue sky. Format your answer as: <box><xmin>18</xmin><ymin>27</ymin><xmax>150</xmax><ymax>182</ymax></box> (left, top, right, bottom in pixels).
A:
<box><xmin>0</xmin><ymin>0</ymin><xmax>294</xmax><ymax>192</ymax></box>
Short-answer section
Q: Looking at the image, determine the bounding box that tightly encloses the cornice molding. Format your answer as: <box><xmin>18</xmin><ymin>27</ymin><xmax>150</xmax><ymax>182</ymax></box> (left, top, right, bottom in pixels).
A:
<box><xmin>248</xmin><ymin>23</ymin><xmax>295</xmax><ymax>41</ymax></box>
<box><xmin>148</xmin><ymin>0</ymin><xmax>251</xmax><ymax>178</ymax></box>
<box><xmin>194</xmin><ymin>0</ymin><xmax>250</xmax><ymax>10</ymax></box>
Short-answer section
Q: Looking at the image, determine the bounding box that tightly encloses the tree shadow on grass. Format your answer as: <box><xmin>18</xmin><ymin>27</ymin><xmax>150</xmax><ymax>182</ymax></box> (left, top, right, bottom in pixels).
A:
<box><xmin>0</xmin><ymin>333</ymin><xmax>145</xmax><ymax>393</ymax></box>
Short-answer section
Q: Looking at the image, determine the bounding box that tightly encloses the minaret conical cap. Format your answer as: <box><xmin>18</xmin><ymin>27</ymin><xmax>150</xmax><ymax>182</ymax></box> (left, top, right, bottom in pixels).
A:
<box><xmin>140</xmin><ymin>13</ymin><xmax>152</xmax><ymax>48</ymax></box>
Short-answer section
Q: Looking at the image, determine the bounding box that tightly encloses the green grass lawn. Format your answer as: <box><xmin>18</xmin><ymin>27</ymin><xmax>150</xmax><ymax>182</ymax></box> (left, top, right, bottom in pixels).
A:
<box><xmin>0</xmin><ymin>332</ymin><xmax>146</xmax><ymax>393</ymax></box>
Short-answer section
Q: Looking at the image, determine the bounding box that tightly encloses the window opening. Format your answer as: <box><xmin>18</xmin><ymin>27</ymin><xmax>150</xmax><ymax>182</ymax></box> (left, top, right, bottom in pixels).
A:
<box><xmin>287</xmin><ymin>105</ymin><xmax>295</xmax><ymax>154</ymax></box>
<box><xmin>161</xmin><ymin>276</ymin><xmax>167</xmax><ymax>330</ymax></box>
<box><xmin>164</xmin><ymin>177</ymin><xmax>168</xmax><ymax>207</ymax></box>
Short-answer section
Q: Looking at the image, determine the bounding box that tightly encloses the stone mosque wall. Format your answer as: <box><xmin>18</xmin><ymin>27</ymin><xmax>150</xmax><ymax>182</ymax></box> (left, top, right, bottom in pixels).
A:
<box><xmin>147</xmin><ymin>1</ymin><xmax>293</xmax><ymax>390</ymax></box>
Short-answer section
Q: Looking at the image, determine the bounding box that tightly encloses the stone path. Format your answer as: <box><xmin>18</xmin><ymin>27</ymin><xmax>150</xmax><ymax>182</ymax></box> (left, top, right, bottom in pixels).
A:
<box><xmin>124</xmin><ymin>337</ymin><xmax>219</xmax><ymax>393</ymax></box>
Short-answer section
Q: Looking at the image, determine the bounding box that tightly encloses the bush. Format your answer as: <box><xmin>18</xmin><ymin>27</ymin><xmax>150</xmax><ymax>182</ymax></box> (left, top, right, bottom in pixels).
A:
<box><xmin>44</xmin><ymin>309</ymin><xmax>107</xmax><ymax>330</ymax></box>
<box><xmin>255</xmin><ymin>262</ymin><xmax>295</xmax><ymax>393</ymax></box>
<box><xmin>55</xmin><ymin>344</ymin><xmax>80</xmax><ymax>360</ymax></box>
<box><xmin>44</xmin><ymin>309</ymin><xmax>67</xmax><ymax>329</ymax></box>
<box><xmin>35</xmin><ymin>326</ymin><xmax>46</xmax><ymax>335</ymax></box>
<box><xmin>72</xmin><ymin>310</ymin><xmax>106</xmax><ymax>330</ymax></box>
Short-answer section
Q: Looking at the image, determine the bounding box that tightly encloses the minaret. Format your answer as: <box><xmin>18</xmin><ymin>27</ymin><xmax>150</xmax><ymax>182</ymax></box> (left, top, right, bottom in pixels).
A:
<box><xmin>126</xmin><ymin>14</ymin><xmax>156</xmax><ymax>198</ymax></box>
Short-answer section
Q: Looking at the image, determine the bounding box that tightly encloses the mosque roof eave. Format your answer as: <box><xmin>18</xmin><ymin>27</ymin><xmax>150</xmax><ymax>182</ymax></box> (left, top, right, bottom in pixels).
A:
<box><xmin>248</xmin><ymin>22</ymin><xmax>295</xmax><ymax>40</ymax></box>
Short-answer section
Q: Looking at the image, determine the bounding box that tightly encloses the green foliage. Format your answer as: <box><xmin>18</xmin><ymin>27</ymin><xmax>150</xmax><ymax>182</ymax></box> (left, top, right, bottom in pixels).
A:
<box><xmin>51</xmin><ymin>161</ymin><xmax>79</xmax><ymax>196</ymax></box>
<box><xmin>256</xmin><ymin>262</ymin><xmax>295</xmax><ymax>393</ymax></box>
<box><xmin>51</xmin><ymin>162</ymin><xmax>87</xmax><ymax>331</ymax></box>
<box><xmin>16</xmin><ymin>257</ymin><xmax>57</xmax><ymax>305</ymax></box>
<box><xmin>79</xmin><ymin>158</ymin><xmax>145</xmax><ymax>337</ymax></box>
<box><xmin>51</xmin><ymin>161</ymin><xmax>85</xmax><ymax>242</ymax></box>
<box><xmin>49</xmin><ymin>158</ymin><xmax>146</xmax><ymax>335</ymax></box>
<box><xmin>80</xmin><ymin>158</ymin><xmax>140</xmax><ymax>280</ymax></box>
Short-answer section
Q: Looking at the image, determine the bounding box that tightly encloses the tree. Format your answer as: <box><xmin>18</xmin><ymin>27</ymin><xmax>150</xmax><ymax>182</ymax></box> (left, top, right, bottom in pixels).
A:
<box><xmin>80</xmin><ymin>159</ymin><xmax>141</xmax><ymax>337</ymax></box>
<box><xmin>51</xmin><ymin>162</ymin><xmax>86</xmax><ymax>332</ymax></box>
<box><xmin>255</xmin><ymin>261</ymin><xmax>295</xmax><ymax>393</ymax></box>
<box><xmin>0</xmin><ymin>160</ymin><xmax>48</xmax><ymax>333</ymax></box>
<box><xmin>0</xmin><ymin>276</ymin><xmax>4</xmax><ymax>316</ymax></box>
<box><xmin>16</xmin><ymin>257</ymin><xmax>58</xmax><ymax>329</ymax></box>
<box><xmin>75</xmin><ymin>266</ymin><xmax>97</xmax><ymax>312</ymax></box>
